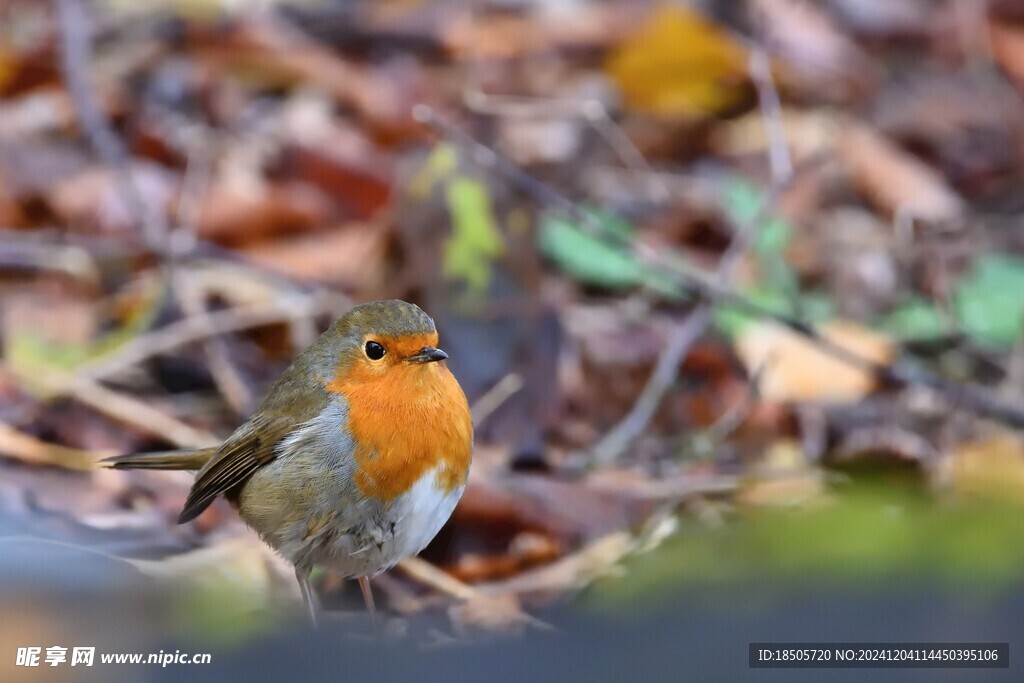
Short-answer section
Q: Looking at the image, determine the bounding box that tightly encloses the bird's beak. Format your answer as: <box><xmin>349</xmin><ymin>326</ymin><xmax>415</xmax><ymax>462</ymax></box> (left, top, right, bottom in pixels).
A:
<box><xmin>406</xmin><ymin>346</ymin><xmax>449</xmax><ymax>364</ymax></box>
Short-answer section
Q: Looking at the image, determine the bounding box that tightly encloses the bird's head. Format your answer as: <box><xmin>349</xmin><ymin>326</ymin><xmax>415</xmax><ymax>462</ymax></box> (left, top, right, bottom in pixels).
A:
<box><xmin>323</xmin><ymin>300</ymin><xmax>449</xmax><ymax>385</ymax></box>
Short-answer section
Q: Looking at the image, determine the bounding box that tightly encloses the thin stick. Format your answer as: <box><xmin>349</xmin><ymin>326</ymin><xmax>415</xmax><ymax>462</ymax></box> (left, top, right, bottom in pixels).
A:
<box><xmin>470</xmin><ymin>373</ymin><xmax>524</xmax><ymax>428</ymax></box>
<box><xmin>73</xmin><ymin>295</ymin><xmax>347</xmax><ymax>387</ymax></box>
<box><xmin>174</xmin><ymin>276</ymin><xmax>255</xmax><ymax>418</ymax></box>
<box><xmin>11</xmin><ymin>365</ymin><xmax>218</xmax><ymax>448</ymax></box>
<box><xmin>748</xmin><ymin>46</ymin><xmax>793</xmax><ymax>187</ymax></box>
<box><xmin>0</xmin><ymin>420</ymin><xmax>113</xmax><ymax>470</ymax></box>
<box><xmin>399</xmin><ymin>557</ymin><xmax>476</xmax><ymax>601</ymax></box>
<box><xmin>64</xmin><ymin>377</ymin><xmax>217</xmax><ymax>448</ymax></box>
<box><xmin>590</xmin><ymin>307</ymin><xmax>711</xmax><ymax>465</ymax></box>
<box><xmin>170</xmin><ymin>136</ymin><xmax>257</xmax><ymax>416</ymax></box>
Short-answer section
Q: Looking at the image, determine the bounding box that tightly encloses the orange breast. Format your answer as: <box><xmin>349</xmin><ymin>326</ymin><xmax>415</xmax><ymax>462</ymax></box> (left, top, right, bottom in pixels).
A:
<box><xmin>327</xmin><ymin>362</ymin><xmax>473</xmax><ymax>502</ymax></box>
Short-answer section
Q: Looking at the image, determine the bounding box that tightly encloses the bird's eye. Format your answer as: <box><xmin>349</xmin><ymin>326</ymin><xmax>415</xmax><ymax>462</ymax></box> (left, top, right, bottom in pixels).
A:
<box><xmin>364</xmin><ymin>341</ymin><xmax>386</xmax><ymax>360</ymax></box>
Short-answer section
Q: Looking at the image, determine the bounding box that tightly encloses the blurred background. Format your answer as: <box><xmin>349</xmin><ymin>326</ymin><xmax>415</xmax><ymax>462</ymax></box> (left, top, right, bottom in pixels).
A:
<box><xmin>2</xmin><ymin>0</ymin><xmax>1024</xmax><ymax>680</ymax></box>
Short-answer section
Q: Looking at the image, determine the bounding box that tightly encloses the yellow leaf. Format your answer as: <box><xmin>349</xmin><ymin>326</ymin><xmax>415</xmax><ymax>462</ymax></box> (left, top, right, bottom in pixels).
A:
<box><xmin>443</xmin><ymin>178</ymin><xmax>504</xmax><ymax>292</ymax></box>
<box><xmin>605</xmin><ymin>4</ymin><xmax>748</xmax><ymax>118</ymax></box>
<box><xmin>736</xmin><ymin>320</ymin><xmax>894</xmax><ymax>403</ymax></box>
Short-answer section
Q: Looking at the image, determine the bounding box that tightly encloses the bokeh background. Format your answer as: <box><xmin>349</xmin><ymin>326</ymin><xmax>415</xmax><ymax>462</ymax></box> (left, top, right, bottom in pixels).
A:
<box><xmin>2</xmin><ymin>0</ymin><xmax>1024</xmax><ymax>680</ymax></box>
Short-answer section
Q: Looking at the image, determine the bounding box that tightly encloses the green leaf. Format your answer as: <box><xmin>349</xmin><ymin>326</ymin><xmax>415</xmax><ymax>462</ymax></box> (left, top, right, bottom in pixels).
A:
<box><xmin>723</xmin><ymin>178</ymin><xmax>763</xmax><ymax>221</ymax></box>
<box><xmin>753</xmin><ymin>218</ymin><xmax>792</xmax><ymax>257</ymax></box>
<box><xmin>538</xmin><ymin>212</ymin><xmax>682</xmax><ymax>297</ymax></box>
<box><xmin>880</xmin><ymin>298</ymin><xmax>950</xmax><ymax>341</ymax></box>
<box><xmin>953</xmin><ymin>254</ymin><xmax>1024</xmax><ymax>348</ymax></box>
<box><xmin>722</xmin><ymin>178</ymin><xmax>793</xmax><ymax>258</ymax></box>
<box><xmin>443</xmin><ymin>177</ymin><xmax>504</xmax><ymax>292</ymax></box>
<box><xmin>539</xmin><ymin>214</ymin><xmax>643</xmax><ymax>289</ymax></box>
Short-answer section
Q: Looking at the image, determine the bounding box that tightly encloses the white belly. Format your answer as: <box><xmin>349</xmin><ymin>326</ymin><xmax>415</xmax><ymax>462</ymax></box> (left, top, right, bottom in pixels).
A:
<box><xmin>324</xmin><ymin>467</ymin><xmax>464</xmax><ymax>578</ymax></box>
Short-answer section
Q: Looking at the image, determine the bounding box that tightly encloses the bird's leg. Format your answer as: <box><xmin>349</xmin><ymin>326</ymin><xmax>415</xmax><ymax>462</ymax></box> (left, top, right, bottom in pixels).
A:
<box><xmin>358</xmin><ymin>575</ymin><xmax>377</xmax><ymax>627</ymax></box>
<box><xmin>295</xmin><ymin>567</ymin><xmax>319</xmax><ymax>629</ymax></box>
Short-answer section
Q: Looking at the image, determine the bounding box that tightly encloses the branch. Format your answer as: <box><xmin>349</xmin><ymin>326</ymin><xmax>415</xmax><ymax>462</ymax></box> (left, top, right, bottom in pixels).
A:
<box><xmin>412</xmin><ymin>106</ymin><xmax>1024</xmax><ymax>430</ymax></box>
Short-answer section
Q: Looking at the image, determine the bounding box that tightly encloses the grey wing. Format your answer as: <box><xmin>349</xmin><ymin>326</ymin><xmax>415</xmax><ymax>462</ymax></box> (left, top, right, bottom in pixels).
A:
<box><xmin>177</xmin><ymin>414</ymin><xmax>294</xmax><ymax>524</ymax></box>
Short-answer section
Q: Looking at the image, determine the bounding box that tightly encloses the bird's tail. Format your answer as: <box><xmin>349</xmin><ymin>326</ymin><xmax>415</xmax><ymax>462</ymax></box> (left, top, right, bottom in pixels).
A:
<box><xmin>101</xmin><ymin>448</ymin><xmax>216</xmax><ymax>471</ymax></box>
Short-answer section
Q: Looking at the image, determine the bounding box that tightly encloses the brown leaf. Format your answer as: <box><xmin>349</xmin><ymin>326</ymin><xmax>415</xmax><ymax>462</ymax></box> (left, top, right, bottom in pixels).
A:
<box><xmin>49</xmin><ymin>164</ymin><xmax>176</xmax><ymax>234</ymax></box>
<box><xmin>243</xmin><ymin>223</ymin><xmax>387</xmax><ymax>287</ymax></box>
<box><xmin>277</xmin><ymin>95</ymin><xmax>393</xmax><ymax>218</ymax></box>
<box><xmin>190</xmin><ymin>17</ymin><xmax>411</xmax><ymax>135</ymax></box>
<box><xmin>990</xmin><ymin>18</ymin><xmax>1024</xmax><ymax>92</ymax></box>
<box><xmin>196</xmin><ymin>179</ymin><xmax>333</xmax><ymax>244</ymax></box>
<box><xmin>837</xmin><ymin>122</ymin><xmax>965</xmax><ymax>223</ymax></box>
<box><xmin>443</xmin><ymin>4</ymin><xmax>636</xmax><ymax>59</ymax></box>
<box><xmin>736</xmin><ymin>320</ymin><xmax>894</xmax><ymax>403</ymax></box>
<box><xmin>753</xmin><ymin>0</ymin><xmax>875</xmax><ymax>98</ymax></box>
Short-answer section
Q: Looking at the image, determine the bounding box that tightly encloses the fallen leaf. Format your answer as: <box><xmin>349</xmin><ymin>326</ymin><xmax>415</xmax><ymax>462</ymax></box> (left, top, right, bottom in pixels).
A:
<box><xmin>605</xmin><ymin>5</ymin><xmax>749</xmax><ymax>118</ymax></box>
<box><xmin>196</xmin><ymin>179</ymin><xmax>333</xmax><ymax>244</ymax></box>
<box><xmin>837</xmin><ymin>122</ymin><xmax>965</xmax><ymax>223</ymax></box>
<box><xmin>244</xmin><ymin>223</ymin><xmax>387</xmax><ymax>287</ymax></box>
<box><xmin>444</xmin><ymin>178</ymin><xmax>504</xmax><ymax>292</ymax></box>
<box><xmin>953</xmin><ymin>253</ymin><xmax>1024</xmax><ymax>348</ymax></box>
<box><xmin>192</xmin><ymin>17</ymin><xmax>410</xmax><ymax>133</ymax></box>
<box><xmin>49</xmin><ymin>164</ymin><xmax>176</xmax><ymax>234</ymax></box>
<box><xmin>443</xmin><ymin>3</ymin><xmax>634</xmax><ymax>59</ymax></box>
<box><xmin>714</xmin><ymin>108</ymin><xmax>839</xmax><ymax>164</ymax></box>
<box><xmin>753</xmin><ymin>0</ymin><xmax>874</xmax><ymax>97</ymax></box>
<box><xmin>989</xmin><ymin>18</ymin><xmax>1024</xmax><ymax>93</ymax></box>
<box><xmin>538</xmin><ymin>213</ymin><xmax>679</xmax><ymax>296</ymax></box>
<box><xmin>736</xmin><ymin>320</ymin><xmax>895</xmax><ymax>402</ymax></box>
<box><xmin>4</xmin><ymin>278</ymin><xmax>164</xmax><ymax>386</ymax></box>
<box><xmin>279</xmin><ymin>93</ymin><xmax>394</xmax><ymax>218</ymax></box>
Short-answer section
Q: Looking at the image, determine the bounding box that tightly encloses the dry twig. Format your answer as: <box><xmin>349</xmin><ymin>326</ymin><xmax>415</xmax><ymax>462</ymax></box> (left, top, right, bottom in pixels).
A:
<box><xmin>0</xmin><ymin>420</ymin><xmax>112</xmax><ymax>470</ymax></box>
<box><xmin>9</xmin><ymin>365</ymin><xmax>218</xmax><ymax>449</ymax></box>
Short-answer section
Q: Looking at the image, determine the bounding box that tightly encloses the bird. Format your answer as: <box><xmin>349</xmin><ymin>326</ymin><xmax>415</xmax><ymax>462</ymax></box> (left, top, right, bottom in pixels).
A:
<box><xmin>103</xmin><ymin>300</ymin><xmax>474</xmax><ymax>627</ymax></box>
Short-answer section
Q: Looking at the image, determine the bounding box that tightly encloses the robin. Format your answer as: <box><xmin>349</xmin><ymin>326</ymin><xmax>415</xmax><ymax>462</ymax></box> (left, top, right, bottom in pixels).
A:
<box><xmin>103</xmin><ymin>300</ymin><xmax>473</xmax><ymax>627</ymax></box>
